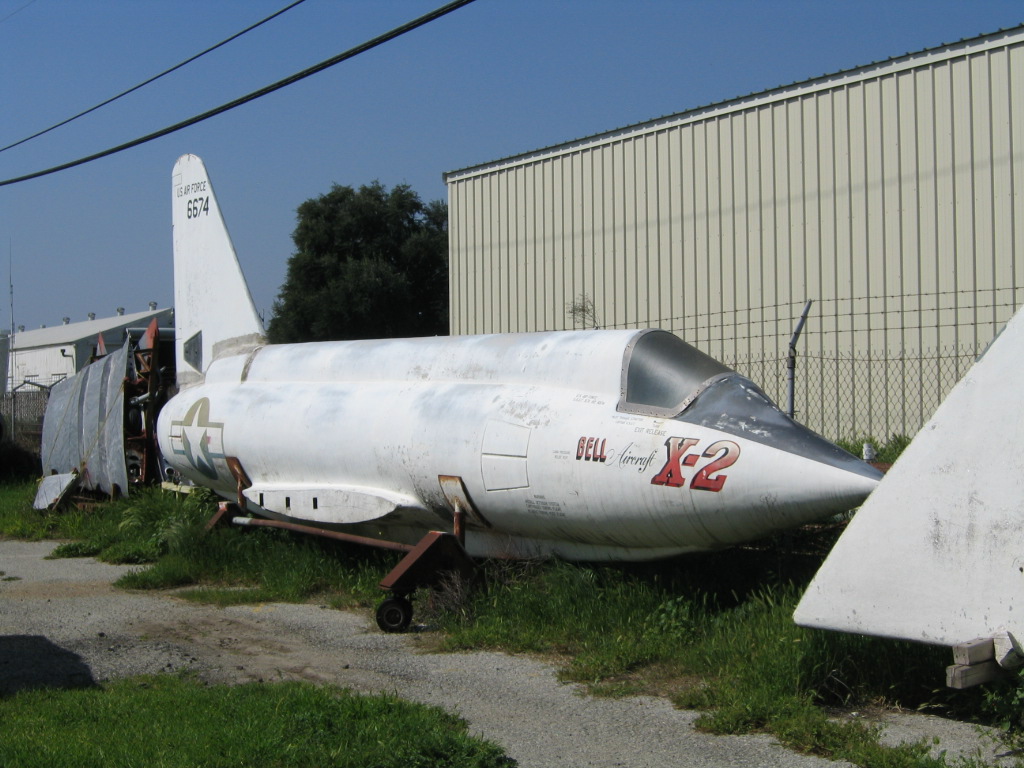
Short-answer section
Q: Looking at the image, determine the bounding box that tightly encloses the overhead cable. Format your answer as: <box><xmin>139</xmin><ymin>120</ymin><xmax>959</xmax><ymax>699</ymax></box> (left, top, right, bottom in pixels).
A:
<box><xmin>0</xmin><ymin>0</ymin><xmax>39</xmax><ymax>26</ymax></box>
<box><xmin>0</xmin><ymin>0</ymin><xmax>477</xmax><ymax>188</ymax></box>
<box><xmin>0</xmin><ymin>0</ymin><xmax>307</xmax><ymax>155</ymax></box>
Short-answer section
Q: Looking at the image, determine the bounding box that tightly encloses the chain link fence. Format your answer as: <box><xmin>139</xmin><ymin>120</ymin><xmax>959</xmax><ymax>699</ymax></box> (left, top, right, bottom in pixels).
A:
<box><xmin>588</xmin><ymin>290</ymin><xmax>1013</xmax><ymax>442</ymax></box>
<box><xmin>1</xmin><ymin>384</ymin><xmax>51</xmax><ymax>455</ymax></box>
<box><xmin>691</xmin><ymin>290</ymin><xmax>1014</xmax><ymax>440</ymax></box>
<box><xmin>724</xmin><ymin>346</ymin><xmax>980</xmax><ymax>441</ymax></box>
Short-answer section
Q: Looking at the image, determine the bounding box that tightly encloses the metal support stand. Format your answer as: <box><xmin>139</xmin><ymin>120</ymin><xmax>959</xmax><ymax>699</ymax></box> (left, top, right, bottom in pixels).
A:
<box><xmin>373</xmin><ymin>475</ymin><xmax>483</xmax><ymax>632</ymax></box>
<box><xmin>203</xmin><ymin>475</ymin><xmax>485</xmax><ymax>634</ymax></box>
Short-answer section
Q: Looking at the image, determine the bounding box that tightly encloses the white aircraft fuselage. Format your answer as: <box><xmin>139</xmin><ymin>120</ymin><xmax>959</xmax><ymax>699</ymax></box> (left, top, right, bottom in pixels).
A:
<box><xmin>157</xmin><ymin>155</ymin><xmax>880</xmax><ymax>562</ymax></box>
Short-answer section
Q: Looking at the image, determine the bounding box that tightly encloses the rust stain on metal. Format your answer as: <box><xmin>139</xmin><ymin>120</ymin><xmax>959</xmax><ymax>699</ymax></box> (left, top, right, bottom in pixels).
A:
<box><xmin>226</xmin><ymin>456</ymin><xmax>251</xmax><ymax>509</ymax></box>
<box><xmin>231</xmin><ymin>514</ymin><xmax>415</xmax><ymax>553</ymax></box>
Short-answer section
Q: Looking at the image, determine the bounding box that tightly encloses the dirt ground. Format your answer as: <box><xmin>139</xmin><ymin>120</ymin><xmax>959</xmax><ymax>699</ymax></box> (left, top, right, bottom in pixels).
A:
<box><xmin>0</xmin><ymin>539</ymin><xmax>1012</xmax><ymax>768</ymax></box>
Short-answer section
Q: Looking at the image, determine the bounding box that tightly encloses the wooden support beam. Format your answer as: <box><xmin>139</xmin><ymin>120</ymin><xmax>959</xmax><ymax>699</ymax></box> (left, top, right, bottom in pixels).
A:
<box><xmin>952</xmin><ymin>638</ymin><xmax>995</xmax><ymax>666</ymax></box>
<box><xmin>947</xmin><ymin>660</ymin><xmax>1001</xmax><ymax>689</ymax></box>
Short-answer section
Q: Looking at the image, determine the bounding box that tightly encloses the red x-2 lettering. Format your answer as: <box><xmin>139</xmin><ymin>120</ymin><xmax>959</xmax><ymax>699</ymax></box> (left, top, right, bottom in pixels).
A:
<box><xmin>650</xmin><ymin>437</ymin><xmax>741</xmax><ymax>492</ymax></box>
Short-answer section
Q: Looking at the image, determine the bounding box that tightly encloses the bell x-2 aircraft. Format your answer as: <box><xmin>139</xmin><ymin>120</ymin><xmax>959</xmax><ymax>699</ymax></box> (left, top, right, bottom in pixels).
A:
<box><xmin>158</xmin><ymin>154</ymin><xmax>881</xmax><ymax>630</ymax></box>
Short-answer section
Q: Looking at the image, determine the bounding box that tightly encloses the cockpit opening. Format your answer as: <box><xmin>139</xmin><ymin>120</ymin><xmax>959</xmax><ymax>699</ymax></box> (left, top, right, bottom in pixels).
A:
<box><xmin>617</xmin><ymin>329</ymin><xmax>880</xmax><ymax>478</ymax></box>
<box><xmin>618</xmin><ymin>330</ymin><xmax>731</xmax><ymax>417</ymax></box>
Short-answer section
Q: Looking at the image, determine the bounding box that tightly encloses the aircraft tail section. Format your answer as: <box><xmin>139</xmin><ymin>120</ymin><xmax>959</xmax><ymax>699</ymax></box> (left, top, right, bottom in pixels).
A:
<box><xmin>171</xmin><ymin>154</ymin><xmax>265</xmax><ymax>388</ymax></box>
<box><xmin>794</xmin><ymin>303</ymin><xmax>1024</xmax><ymax>658</ymax></box>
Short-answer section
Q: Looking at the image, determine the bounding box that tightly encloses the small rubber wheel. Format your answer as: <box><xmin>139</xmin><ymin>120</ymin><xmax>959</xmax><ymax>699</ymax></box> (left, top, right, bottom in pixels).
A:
<box><xmin>376</xmin><ymin>597</ymin><xmax>413</xmax><ymax>633</ymax></box>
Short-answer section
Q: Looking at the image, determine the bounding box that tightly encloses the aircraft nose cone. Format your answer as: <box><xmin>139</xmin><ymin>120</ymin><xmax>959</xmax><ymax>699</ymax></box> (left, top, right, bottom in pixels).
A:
<box><xmin>794</xmin><ymin>454</ymin><xmax>882</xmax><ymax>511</ymax></box>
<box><xmin>768</xmin><ymin>413</ymin><xmax>884</xmax><ymax>489</ymax></box>
<box><xmin>678</xmin><ymin>372</ymin><xmax>882</xmax><ymax>514</ymax></box>
<box><xmin>753</xmin><ymin>453</ymin><xmax>881</xmax><ymax>540</ymax></box>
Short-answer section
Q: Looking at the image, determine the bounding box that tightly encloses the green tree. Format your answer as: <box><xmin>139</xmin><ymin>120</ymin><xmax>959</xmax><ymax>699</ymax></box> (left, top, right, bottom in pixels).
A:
<box><xmin>267</xmin><ymin>181</ymin><xmax>448</xmax><ymax>342</ymax></box>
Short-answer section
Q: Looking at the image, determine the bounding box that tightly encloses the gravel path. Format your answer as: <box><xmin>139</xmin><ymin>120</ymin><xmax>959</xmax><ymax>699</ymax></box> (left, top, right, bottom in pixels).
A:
<box><xmin>0</xmin><ymin>540</ymin><xmax>1008</xmax><ymax>767</ymax></box>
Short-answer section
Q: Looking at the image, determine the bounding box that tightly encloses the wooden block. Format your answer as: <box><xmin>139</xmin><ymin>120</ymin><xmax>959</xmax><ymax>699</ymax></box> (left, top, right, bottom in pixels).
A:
<box><xmin>993</xmin><ymin>633</ymin><xmax>1023</xmax><ymax>669</ymax></box>
<box><xmin>946</xmin><ymin>661</ymin><xmax>1001</xmax><ymax>689</ymax></box>
<box><xmin>160</xmin><ymin>481</ymin><xmax>194</xmax><ymax>495</ymax></box>
<box><xmin>952</xmin><ymin>637</ymin><xmax>994</xmax><ymax>666</ymax></box>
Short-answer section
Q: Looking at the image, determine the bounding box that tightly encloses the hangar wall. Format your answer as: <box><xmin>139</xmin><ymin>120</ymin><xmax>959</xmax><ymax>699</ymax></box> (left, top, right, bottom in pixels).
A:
<box><xmin>445</xmin><ymin>26</ymin><xmax>1024</xmax><ymax>439</ymax></box>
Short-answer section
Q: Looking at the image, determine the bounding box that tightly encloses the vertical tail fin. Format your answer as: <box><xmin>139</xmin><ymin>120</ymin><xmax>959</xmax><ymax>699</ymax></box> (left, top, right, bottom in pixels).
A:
<box><xmin>795</xmin><ymin>304</ymin><xmax>1024</xmax><ymax>649</ymax></box>
<box><xmin>171</xmin><ymin>154</ymin><xmax>265</xmax><ymax>388</ymax></box>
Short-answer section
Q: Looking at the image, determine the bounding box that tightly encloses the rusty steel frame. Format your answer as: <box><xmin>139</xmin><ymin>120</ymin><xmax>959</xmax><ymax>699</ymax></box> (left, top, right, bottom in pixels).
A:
<box><xmin>377</xmin><ymin>530</ymin><xmax>476</xmax><ymax>597</ymax></box>
<box><xmin>223</xmin><ymin>509</ymin><xmax>416</xmax><ymax>553</ymax></box>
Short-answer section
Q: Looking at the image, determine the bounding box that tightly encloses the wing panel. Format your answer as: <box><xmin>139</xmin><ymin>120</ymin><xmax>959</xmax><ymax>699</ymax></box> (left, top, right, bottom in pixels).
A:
<box><xmin>243</xmin><ymin>484</ymin><xmax>424</xmax><ymax>526</ymax></box>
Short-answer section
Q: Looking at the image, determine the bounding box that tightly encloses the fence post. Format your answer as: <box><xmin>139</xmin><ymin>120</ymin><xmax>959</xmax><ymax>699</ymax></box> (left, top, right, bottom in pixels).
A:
<box><xmin>787</xmin><ymin>300</ymin><xmax>814</xmax><ymax>418</ymax></box>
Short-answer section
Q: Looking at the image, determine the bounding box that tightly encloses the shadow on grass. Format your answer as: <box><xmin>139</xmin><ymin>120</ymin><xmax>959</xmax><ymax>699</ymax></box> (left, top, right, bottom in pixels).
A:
<box><xmin>0</xmin><ymin>635</ymin><xmax>96</xmax><ymax>697</ymax></box>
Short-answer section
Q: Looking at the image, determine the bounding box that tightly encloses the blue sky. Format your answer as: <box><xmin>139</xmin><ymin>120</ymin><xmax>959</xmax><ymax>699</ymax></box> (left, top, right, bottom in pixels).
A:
<box><xmin>1</xmin><ymin>0</ymin><xmax>1021</xmax><ymax>333</ymax></box>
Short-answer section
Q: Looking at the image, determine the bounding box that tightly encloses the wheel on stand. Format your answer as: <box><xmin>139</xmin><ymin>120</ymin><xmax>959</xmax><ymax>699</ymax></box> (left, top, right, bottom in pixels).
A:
<box><xmin>376</xmin><ymin>596</ymin><xmax>413</xmax><ymax>633</ymax></box>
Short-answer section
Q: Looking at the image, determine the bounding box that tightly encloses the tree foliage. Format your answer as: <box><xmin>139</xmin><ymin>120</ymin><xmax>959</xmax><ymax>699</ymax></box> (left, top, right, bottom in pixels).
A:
<box><xmin>267</xmin><ymin>181</ymin><xmax>448</xmax><ymax>343</ymax></box>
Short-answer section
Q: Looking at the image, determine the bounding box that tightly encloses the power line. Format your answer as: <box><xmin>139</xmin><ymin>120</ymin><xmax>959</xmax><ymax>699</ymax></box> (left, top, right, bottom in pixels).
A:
<box><xmin>0</xmin><ymin>0</ymin><xmax>308</xmax><ymax>155</ymax></box>
<box><xmin>0</xmin><ymin>0</ymin><xmax>477</xmax><ymax>188</ymax></box>
<box><xmin>0</xmin><ymin>0</ymin><xmax>39</xmax><ymax>26</ymax></box>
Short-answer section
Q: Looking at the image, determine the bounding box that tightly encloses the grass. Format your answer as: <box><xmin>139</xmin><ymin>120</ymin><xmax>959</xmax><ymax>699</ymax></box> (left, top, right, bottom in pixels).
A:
<box><xmin>1</xmin><ymin>432</ymin><xmax>1017</xmax><ymax>767</ymax></box>
<box><xmin>836</xmin><ymin>434</ymin><xmax>913</xmax><ymax>464</ymax></box>
<box><xmin>0</xmin><ymin>479</ymin><xmax>58</xmax><ymax>538</ymax></box>
<box><xmin>114</xmin><ymin>511</ymin><xmax>394</xmax><ymax>610</ymax></box>
<box><xmin>0</xmin><ymin>481</ymin><xmax>392</xmax><ymax>608</ymax></box>
<box><xmin>0</xmin><ymin>675</ymin><xmax>510</xmax><ymax>768</ymax></box>
<box><xmin>428</xmin><ymin>554</ymin><xmax>995</xmax><ymax>767</ymax></box>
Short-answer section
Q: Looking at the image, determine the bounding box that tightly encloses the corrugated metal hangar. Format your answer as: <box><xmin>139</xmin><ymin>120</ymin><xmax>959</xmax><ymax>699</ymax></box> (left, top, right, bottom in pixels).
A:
<box><xmin>445</xmin><ymin>25</ymin><xmax>1023</xmax><ymax>440</ymax></box>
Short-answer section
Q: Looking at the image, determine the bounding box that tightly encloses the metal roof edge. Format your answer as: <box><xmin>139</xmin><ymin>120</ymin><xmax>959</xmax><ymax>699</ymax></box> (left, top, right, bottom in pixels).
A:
<box><xmin>443</xmin><ymin>23</ymin><xmax>1024</xmax><ymax>184</ymax></box>
<box><xmin>11</xmin><ymin>308</ymin><xmax>173</xmax><ymax>350</ymax></box>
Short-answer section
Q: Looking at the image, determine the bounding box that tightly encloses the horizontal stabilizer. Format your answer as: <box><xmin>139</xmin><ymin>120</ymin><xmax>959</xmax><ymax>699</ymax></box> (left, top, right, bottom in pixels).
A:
<box><xmin>795</xmin><ymin>304</ymin><xmax>1024</xmax><ymax>647</ymax></box>
<box><xmin>243</xmin><ymin>484</ymin><xmax>426</xmax><ymax>526</ymax></box>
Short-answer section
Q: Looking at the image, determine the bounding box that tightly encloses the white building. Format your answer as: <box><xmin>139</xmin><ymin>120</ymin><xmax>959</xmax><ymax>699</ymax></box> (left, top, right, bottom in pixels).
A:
<box><xmin>9</xmin><ymin>306</ymin><xmax>173</xmax><ymax>390</ymax></box>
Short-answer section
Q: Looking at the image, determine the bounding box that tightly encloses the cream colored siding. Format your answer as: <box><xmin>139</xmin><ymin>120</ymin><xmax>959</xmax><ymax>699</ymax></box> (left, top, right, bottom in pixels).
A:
<box><xmin>447</xmin><ymin>27</ymin><xmax>1023</xmax><ymax>437</ymax></box>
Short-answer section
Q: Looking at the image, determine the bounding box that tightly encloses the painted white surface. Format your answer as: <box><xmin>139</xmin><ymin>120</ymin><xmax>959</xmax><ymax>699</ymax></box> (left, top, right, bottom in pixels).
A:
<box><xmin>7</xmin><ymin>309</ymin><xmax>171</xmax><ymax>388</ymax></box>
<box><xmin>10</xmin><ymin>346</ymin><xmax>74</xmax><ymax>387</ymax></box>
<box><xmin>171</xmin><ymin>154</ymin><xmax>265</xmax><ymax>387</ymax></box>
<box><xmin>795</xmin><ymin>306</ymin><xmax>1024</xmax><ymax>646</ymax></box>
<box><xmin>157</xmin><ymin>155</ymin><xmax>881</xmax><ymax>563</ymax></box>
<box><xmin>158</xmin><ymin>355</ymin><xmax>880</xmax><ymax>560</ymax></box>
